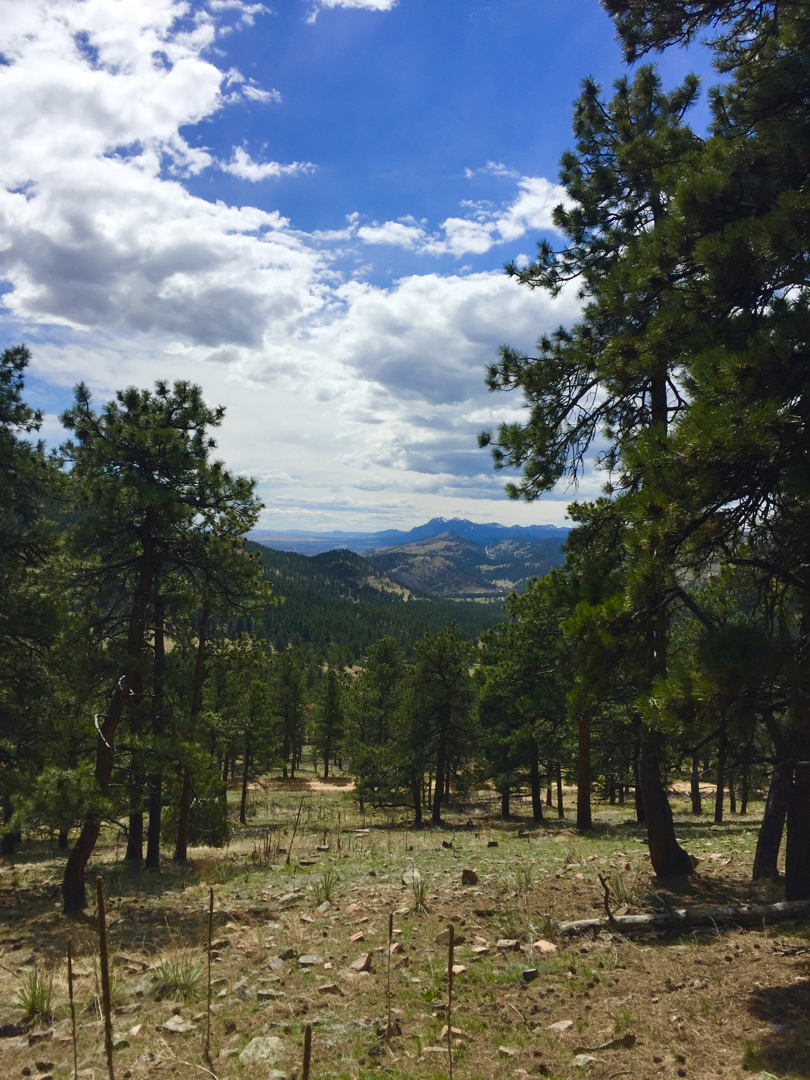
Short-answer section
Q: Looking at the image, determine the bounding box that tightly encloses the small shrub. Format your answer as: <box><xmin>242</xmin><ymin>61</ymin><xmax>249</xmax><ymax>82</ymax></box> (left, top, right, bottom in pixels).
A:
<box><xmin>409</xmin><ymin>868</ymin><xmax>429</xmax><ymax>914</ymax></box>
<box><xmin>507</xmin><ymin>859</ymin><xmax>538</xmax><ymax>895</ymax></box>
<box><xmin>613</xmin><ymin>1009</ymin><xmax>634</xmax><ymax>1034</ymax></box>
<box><xmin>495</xmin><ymin>907</ymin><xmax>526</xmax><ymax>940</ymax></box>
<box><xmin>16</xmin><ymin>968</ymin><xmax>54</xmax><ymax>1018</ymax></box>
<box><xmin>531</xmin><ymin>913</ymin><xmax>559</xmax><ymax>940</ymax></box>
<box><xmin>608</xmin><ymin>867</ymin><xmax>642</xmax><ymax>907</ymax></box>
<box><xmin>311</xmin><ymin>866</ymin><xmax>341</xmax><ymax>905</ymax></box>
<box><xmin>153</xmin><ymin>953</ymin><xmax>203</xmax><ymax>1002</ymax></box>
<box><xmin>742</xmin><ymin>1040</ymin><xmax>764</xmax><ymax>1071</ymax></box>
<box><xmin>88</xmin><ymin>962</ymin><xmax>127</xmax><ymax>1014</ymax></box>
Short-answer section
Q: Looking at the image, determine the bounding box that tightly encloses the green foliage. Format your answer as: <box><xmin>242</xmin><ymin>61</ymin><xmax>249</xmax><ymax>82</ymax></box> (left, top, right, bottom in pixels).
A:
<box><xmin>153</xmin><ymin>954</ymin><xmax>204</xmax><ymax>1001</ymax></box>
<box><xmin>310</xmin><ymin>866</ymin><xmax>341</xmax><ymax>905</ymax></box>
<box><xmin>15</xmin><ymin>967</ymin><xmax>54</xmax><ymax>1018</ymax></box>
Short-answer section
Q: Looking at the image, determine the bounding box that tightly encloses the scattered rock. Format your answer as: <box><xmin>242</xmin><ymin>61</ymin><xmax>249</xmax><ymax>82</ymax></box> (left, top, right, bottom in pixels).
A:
<box><xmin>523</xmin><ymin>968</ymin><xmax>539</xmax><ymax>983</ymax></box>
<box><xmin>498</xmin><ymin>1046</ymin><xmax>515</xmax><ymax>1056</ymax></box>
<box><xmin>451</xmin><ymin>964</ymin><xmax>466</xmax><ymax>975</ymax></box>
<box><xmin>267</xmin><ymin>957</ymin><xmax>283</xmax><ymax>971</ymax></box>
<box><xmin>548</xmin><ymin>1020</ymin><xmax>574</xmax><ymax>1033</ymax></box>
<box><xmin>461</xmin><ymin>869</ymin><xmax>478</xmax><ymax>886</ymax></box>
<box><xmin>239</xmin><ymin>1035</ymin><xmax>285</xmax><ymax>1067</ymax></box>
<box><xmin>257</xmin><ymin>989</ymin><xmax>286</xmax><ymax>1001</ymax></box>
<box><xmin>572</xmin><ymin>1054</ymin><xmax>598</xmax><ymax>1067</ymax></box>
<box><xmin>161</xmin><ymin>1016</ymin><xmax>195</xmax><ymax>1034</ymax></box>
<box><xmin>233</xmin><ymin>978</ymin><xmax>250</xmax><ymax>1001</ymax></box>
<box><xmin>496</xmin><ymin>939</ymin><xmax>520</xmax><ymax>952</ymax></box>
<box><xmin>488</xmin><ymin>841</ymin><xmax>499</xmax><ymax>848</ymax></box>
<box><xmin>350</xmin><ymin>931</ymin><xmax>365</xmax><ymax>943</ymax></box>
<box><xmin>278</xmin><ymin>948</ymin><xmax>295</xmax><ymax>961</ymax></box>
<box><xmin>298</xmin><ymin>954</ymin><xmax>324</xmax><ymax>967</ymax></box>
<box><xmin>435</xmin><ymin>928</ymin><xmax>466</xmax><ymax>946</ymax></box>
<box><xmin>27</xmin><ymin>1030</ymin><xmax>53</xmax><ymax>1046</ymax></box>
<box><xmin>440</xmin><ymin>1025</ymin><xmax>464</xmax><ymax>1039</ymax></box>
<box><xmin>316</xmin><ymin>901</ymin><xmax>331</xmax><ymax>914</ymax></box>
<box><xmin>442</xmin><ymin>840</ymin><xmax>453</xmax><ymax>849</ymax></box>
<box><xmin>351</xmin><ymin>952</ymin><xmax>372</xmax><ymax>972</ymax></box>
<box><xmin>533</xmin><ymin>940</ymin><xmax>557</xmax><ymax>954</ymax></box>
<box><xmin>402</xmin><ymin>868</ymin><xmax>422</xmax><ymax>887</ymax></box>
<box><xmin>317</xmin><ymin>983</ymin><xmax>342</xmax><ymax>995</ymax></box>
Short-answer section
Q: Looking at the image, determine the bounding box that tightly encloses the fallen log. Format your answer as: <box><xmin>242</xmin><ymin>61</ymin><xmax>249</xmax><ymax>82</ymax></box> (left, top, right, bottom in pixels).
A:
<box><xmin>559</xmin><ymin>898</ymin><xmax>810</xmax><ymax>936</ymax></box>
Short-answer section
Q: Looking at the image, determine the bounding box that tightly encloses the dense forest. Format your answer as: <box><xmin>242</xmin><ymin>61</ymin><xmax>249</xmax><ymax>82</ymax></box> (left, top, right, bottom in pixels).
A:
<box><xmin>1</xmin><ymin>0</ymin><xmax>810</xmax><ymax>923</ymax></box>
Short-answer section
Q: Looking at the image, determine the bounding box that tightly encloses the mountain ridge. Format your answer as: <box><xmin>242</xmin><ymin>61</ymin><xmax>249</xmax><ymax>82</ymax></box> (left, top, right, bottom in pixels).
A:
<box><xmin>248</xmin><ymin>516</ymin><xmax>569</xmax><ymax>556</ymax></box>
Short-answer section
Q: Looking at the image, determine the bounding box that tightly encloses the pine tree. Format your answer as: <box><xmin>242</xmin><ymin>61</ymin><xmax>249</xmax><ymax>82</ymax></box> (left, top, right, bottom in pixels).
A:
<box><xmin>59</xmin><ymin>380</ymin><xmax>262</xmax><ymax>912</ymax></box>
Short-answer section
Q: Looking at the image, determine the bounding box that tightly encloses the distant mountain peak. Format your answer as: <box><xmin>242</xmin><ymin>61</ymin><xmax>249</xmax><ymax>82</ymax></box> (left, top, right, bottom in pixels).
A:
<box><xmin>248</xmin><ymin>516</ymin><xmax>568</xmax><ymax>556</ymax></box>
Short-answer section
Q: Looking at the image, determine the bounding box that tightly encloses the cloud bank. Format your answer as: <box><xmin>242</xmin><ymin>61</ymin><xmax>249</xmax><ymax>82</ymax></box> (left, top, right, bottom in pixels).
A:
<box><xmin>0</xmin><ymin>0</ymin><xmax>582</xmax><ymax>530</ymax></box>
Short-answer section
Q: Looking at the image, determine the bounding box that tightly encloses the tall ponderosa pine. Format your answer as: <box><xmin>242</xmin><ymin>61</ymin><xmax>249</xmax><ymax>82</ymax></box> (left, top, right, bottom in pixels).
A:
<box><xmin>601</xmin><ymin>0</ymin><xmax>810</xmax><ymax>896</ymax></box>
<box><xmin>411</xmin><ymin>623</ymin><xmax>478</xmax><ymax>826</ymax></box>
<box><xmin>0</xmin><ymin>346</ymin><xmax>61</xmax><ymax>855</ymax></box>
<box><xmin>59</xmin><ymin>380</ymin><xmax>261</xmax><ymax>912</ymax></box>
<box><xmin>480</xmin><ymin>69</ymin><xmax>700</xmax><ymax>874</ymax></box>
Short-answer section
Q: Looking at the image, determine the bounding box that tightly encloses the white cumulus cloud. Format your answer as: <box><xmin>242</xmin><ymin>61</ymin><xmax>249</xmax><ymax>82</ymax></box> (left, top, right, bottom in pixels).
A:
<box><xmin>0</xmin><ymin>0</ymin><xmax>578</xmax><ymax>531</ymax></box>
<box><xmin>242</xmin><ymin>84</ymin><xmax>282</xmax><ymax>103</ymax></box>
<box><xmin>357</xmin><ymin>175</ymin><xmax>565</xmax><ymax>257</ymax></box>
<box><xmin>221</xmin><ymin>147</ymin><xmax>316</xmax><ymax>181</ymax></box>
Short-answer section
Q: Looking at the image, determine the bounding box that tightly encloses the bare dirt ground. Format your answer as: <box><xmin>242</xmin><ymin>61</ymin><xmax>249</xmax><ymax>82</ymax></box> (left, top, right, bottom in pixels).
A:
<box><xmin>0</xmin><ymin>779</ymin><xmax>805</xmax><ymax>1080</ymax></box>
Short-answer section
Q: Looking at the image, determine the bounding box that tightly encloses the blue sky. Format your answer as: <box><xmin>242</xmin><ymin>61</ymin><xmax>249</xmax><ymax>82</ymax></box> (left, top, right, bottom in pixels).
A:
<box><xmin>1</xmin><ymin>0</ymin><xmax>715</xmax><ymax>530</ymax></box>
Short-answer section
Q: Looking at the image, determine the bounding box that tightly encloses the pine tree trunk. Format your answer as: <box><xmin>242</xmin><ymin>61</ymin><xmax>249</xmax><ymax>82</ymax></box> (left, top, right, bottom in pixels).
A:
<box><xmin>501</xmin><ymin>786</ymin><xmax>510</xmax><ymax>821</ymax></box>
<box><xmin>432</xmin><ymin>738</ymin><xmax>447</xmax><ymax>826</ymax></box>
<box><xmin>753</xmin><ymin>765</ymin><xmax>788</xmax><ymax>880</ymax></box>
<box><xmin>633</xmin><ymin>736</ymin><xmax>646</xmax><ymax>824</ymax></box>
<box><xmin>146</xmin><ymin>591</ymin><xmax>165</xmax><ymax>870</ymax></box>
<box><xmin>412</xmin><ymin>775</ymin><xmax>422</xmax><ymax>828</ymax></box>
<box><xmin>546</xmin><ymin>772</ymin><xmax>553</xmax><ymax>808</ymax></box>
<box><xmin>741</xmin><ymin>762</ymin><xmax>749</xmax><ymax>815</ymax></box>
<box><xmin>785</xmin><ymin>760</ymin><xmax>810</xmax><ymax>901</ymax></box>
<box><xmin>239</xmin><ymin>746</ymin><xmax>250</xmax><ymax>826</ymax></box>
<box><xmin>577</xmin><ymin>713</ymin><xmax>592</xmax><ymax>832</ymax></box>
<box><xmin>125</xmin><ymin>777</ymin><xmax>144</xmax><ymax>862</ymax></box>
<box><xmin>174</xmin><ymin>767</ymin><xmax>194</xmax><ymax>862</ymax></box>
<box><xmin>729</xmin><ymin>767</ymin><xmax>737</xmax><ymax>814</ymax></box>
<box><xmin>714</xmin><ymin>730</ymin><xmax>726</xmax><ymax>824</ymax></box>
<box><xmin>556</xmin><ymin>761</ymin><xmax>564</xmax><ymax>819</ymax></box>
<box><xmin>63</xmin><ymin>556</ymin><xmax>151</xmax><ymax>914</ymax></box>
<box><xmin>1</xmin><ymin>796</ymin><xmax>17</xmax><ymax>855</ymax></box>
<box><xmin>58</xmin><ymin>830</ymin><xmax>69</xmax><ymax>850</ymax></box>
<box><xmin>174</xmin><ymin>599</ymin><xmax>208</xmax><ymax>863</ymax></box>
<box><xmin>690</xmin><ymin>754</ymin><xmax>702</xmax><ymax>815</ymax></box>
<box><xmin>529</xmin><ymin>740</ymin><xmax>543</xmax><ymax>822</ymax></box>
<box><xmin>639</xmin><ymin>727</ymin><xmax>693</xmax><ymax>877</ymax></box>
<box><xmin>146</xmin><ymin>774</ymin><xmax>162</xmax><ymax>870</ymax></box>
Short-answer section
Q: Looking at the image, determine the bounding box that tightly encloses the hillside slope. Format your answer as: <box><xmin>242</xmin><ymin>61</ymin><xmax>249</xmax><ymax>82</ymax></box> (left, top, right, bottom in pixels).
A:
<box><xmin>234</xmin><ymin>542</ymin><xmax>505</xmax><ymax>663</ymax></box>
<box><xmin>366</xmin><ymin>531</ymin><xmax>566</xmax><ymax>598</ymax></box>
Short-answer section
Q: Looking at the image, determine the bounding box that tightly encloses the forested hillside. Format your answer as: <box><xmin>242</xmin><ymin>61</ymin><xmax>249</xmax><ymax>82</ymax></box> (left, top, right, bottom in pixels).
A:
<box><xmin>231</xmin><ymin>542</ymin><xmax>505</xmax><ymax>663</ymax></box>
